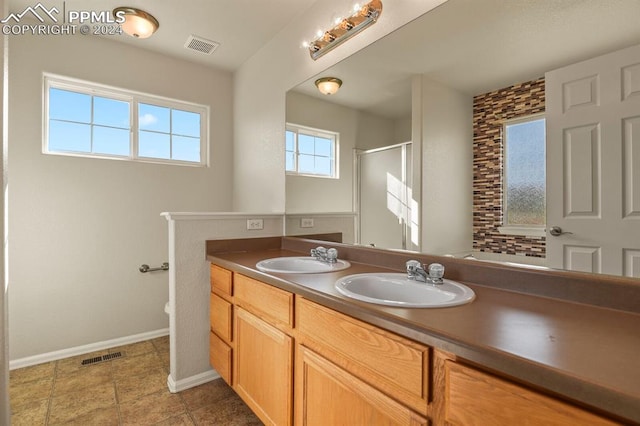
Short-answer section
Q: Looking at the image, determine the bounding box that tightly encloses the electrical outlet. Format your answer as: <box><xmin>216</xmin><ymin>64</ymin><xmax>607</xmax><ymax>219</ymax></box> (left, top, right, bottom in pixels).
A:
<box><xmin>300</xmin><ymin>218</ymin><xmax>314</xmax><ymax>228</ymax></box>
<box><xmin>246</xmin><ymin>219</ymin><xmax>264</xmax><ymax>230</ymax></box>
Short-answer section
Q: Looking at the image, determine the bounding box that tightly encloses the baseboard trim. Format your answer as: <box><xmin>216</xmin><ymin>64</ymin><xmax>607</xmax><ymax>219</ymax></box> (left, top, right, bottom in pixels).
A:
<box><xmin>167</xmin><ymin>369</ymin><xmax>220</xmax><ymax>393</ymax></box>
<box><xmin>9</xmin><ymin>328</ymin><xmax>170</xmax><ymax>370</ymax></box>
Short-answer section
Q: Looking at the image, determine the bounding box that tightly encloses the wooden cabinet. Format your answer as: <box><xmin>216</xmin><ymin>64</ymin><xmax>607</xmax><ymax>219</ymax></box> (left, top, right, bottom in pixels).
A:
<box><xmin>234</xmin><ymin>275</ymin><xmax>295</xmax><ymax>425</ymax></box>
<box><xmin>209</xmin><ymin>265</ymin><xmax>234</xmax><ymax>386</ymax></box>
<box><xmin>209</xmin><ymin>266</ymin><xmax>295</xmax><ymax>426</ymax></box>
<box><xmin>432</xmin><ymin>351</ymin><xmax>619</xmax><ymax>426</ymax></box>
<box><xmin>210</xmin><ymin>264</ymin><xmax>232</xmax><ymax>299</ymax></box>
<box><xmin>295</xmin><ymin>344</ymin><xmax>428</xmax><ymax>426</ymax></box>
<box><xmin>296</xmin><ymin>297</ymin><xmax>430</xmax><ymax>415</ymax></box>
<box><xmin>209</xmin><ymin>331</ymin><xmax>232</xmax><ymax>385</ymax></box>
<box><xmin>209</xmin><ymin>263</ymin><xmax>621</xmax><ymax>426</ymax></box>
<box><xmin>235</xmin><ymin>307</ymin><xmax>293</xmax><ymax>426</ymax></box>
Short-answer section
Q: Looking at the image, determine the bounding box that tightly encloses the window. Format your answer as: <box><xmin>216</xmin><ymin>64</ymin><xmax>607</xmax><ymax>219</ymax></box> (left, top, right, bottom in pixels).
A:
<box><xmin>44</xmin><ymin>74</ymin><xmax>208</xmax><ymax>166</ymax></box>
<box><xmin>285</xmin><ymin>124</ymin><xmax>337</xmax><ymax>178</ymax></box>
<box><xmin>500</xmin><ymin>115</ymin><xmax>546</xmax><ymax>236</ymax></box>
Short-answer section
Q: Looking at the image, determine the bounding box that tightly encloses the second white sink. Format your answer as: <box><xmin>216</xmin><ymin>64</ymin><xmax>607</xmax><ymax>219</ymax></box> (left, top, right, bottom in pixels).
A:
<box><xmin>335</xmin><ymin>273</ymin><xmax>475</xmax><ymax>308</ymax></box>
<box><xmin>256</xmin><ymin>256</ymin><xmax>351</xmax><ymax>274</ymax></box>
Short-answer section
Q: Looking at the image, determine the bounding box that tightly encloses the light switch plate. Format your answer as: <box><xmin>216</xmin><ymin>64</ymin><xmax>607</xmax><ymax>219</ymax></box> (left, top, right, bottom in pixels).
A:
<box><xmin>247</xmin><ymin>219</ymin><xmax>264</xmax><ymax>230</ymax></box>
<box><xmin>300</xmin><ymin>218</ymin><xmax>314</xmax><ymax>228</ymax></box>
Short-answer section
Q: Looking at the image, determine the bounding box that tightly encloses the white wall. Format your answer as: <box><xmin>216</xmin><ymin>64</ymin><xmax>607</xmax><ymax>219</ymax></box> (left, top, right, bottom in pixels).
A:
<box><xmin>164</xmin><ymin>213</ymin><xmax>283</xmax><ymax>391</ymax></box>
<box><xmin>0</xmin><ymin>0</ymin><xmax>9</xmax><ymax>420</ymax></box>
<box><xmin>233</xmin><ymin>0</ymin><xmax>449</xmax><ymax>213</ymax></box>
<box><xmin>285</xmin><ymin>213</ymin><xmax>356</xmax><ymax>243</ymax></box>
<box><xmin>419</xmin><ymin>76</ymin><xmax>473</xmax><ymax>255</ymax></box>
<box><xmin>8</xmin><ymin>33</ymin><xmax>233</xmax><ymax>361</ymax></box>
<box><xmin>285</xmin><ymin>91</ymin><xmax>395</xmax><ymax>213</ymax></box>
<box><xmin>394</xmin><ymin>116</ymin><xmax>413</xmax><ymax>144</ymax></box>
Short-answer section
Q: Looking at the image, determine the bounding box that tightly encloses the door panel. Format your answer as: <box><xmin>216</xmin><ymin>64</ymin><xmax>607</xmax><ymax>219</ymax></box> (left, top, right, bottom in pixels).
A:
<box><xmin>546</xmin><ymin>43</ymin><xmax>640</xmax><ymax>277</ymax></box>
<box><xmin>623</xmin><ymin>116</ymin><xmax>640</xmax><ymax>218</ymax></box>
<box><xmin>563</xmin><ymin>124</ymin><xmax>600</xmax><ymax>217</ymax></box>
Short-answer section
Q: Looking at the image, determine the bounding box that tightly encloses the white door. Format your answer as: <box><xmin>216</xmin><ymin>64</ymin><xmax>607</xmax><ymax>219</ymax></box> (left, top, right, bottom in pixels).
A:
<box><xmin>546</xmin><ymin>43</ymin><xmax>640</xmax><ymax>277</ymax></box>
<box><xmin>358</xmin><ymin>143</ymin><xmax>412</xmax><ymax>250</ymax></box>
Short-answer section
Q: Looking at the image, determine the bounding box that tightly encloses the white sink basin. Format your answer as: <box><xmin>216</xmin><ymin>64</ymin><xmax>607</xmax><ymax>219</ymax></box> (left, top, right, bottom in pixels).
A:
<box><xmin>335</xmin><ymin>273</ymin><xmax>475</xmax><ymax>308</ymax></box>
<box><xmin>256</xmin><ymin>257</ymin><xmax>351</xmax><ymax>274</ymax></box>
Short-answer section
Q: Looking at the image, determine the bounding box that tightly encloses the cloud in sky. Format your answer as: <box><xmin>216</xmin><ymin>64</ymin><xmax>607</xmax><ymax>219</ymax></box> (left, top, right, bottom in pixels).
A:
<box><xmin>139</xmin><ymin>113</ymin><xmax>158</xmax><ymax>127</ymax></box>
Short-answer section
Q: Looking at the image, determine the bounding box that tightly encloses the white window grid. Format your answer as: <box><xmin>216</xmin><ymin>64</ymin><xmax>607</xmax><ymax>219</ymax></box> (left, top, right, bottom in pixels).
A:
<box><xmin>43</xmin><ymin>73</ymin><xmax>210</xmax><ymax>167</ymax></box>
<box><xmin>285</xmin><ymin>123</ymin><xmax>338</xmax><ymax>179</ymax></box>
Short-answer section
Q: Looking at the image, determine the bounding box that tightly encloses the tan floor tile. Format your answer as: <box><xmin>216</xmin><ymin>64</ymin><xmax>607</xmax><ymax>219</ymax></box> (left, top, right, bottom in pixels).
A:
<box><xmin>48</xmin><ymin>381</ymin><xmax>117</xmax><ymax>424</ymax></box>
<box><xmin>112</xmin><ymin>351</ymin><xmax>164</xmax><ymax>380</ymax></box>
<box><xmin>119</xmin><ymin>389</ymin><xmax>186</xmax><ymax>425</ymax></box>
<box><xmin>9</xmin><ymin>376</ymin><xmax>53</xmax><ymax>410</ymax></box>
<box><xmin>48</xmin><ymin>405</ymin><xmax>120</xmax><ymax>426</ymax></box>
<box><xmin>8</xmin><ymin>337</ymin><xmax>261</xmax><ymax>426</ymax></box>
<box><xmin>56</xmin><ymin>350</ymin><xmax>110</xmax><ymax>375</ymax></box>
<box><xmin>180</xmin><ymin>379</ymin><xmax>236</xmax><ymax>412</ymax></box>
<box><xmin>53</xmin><ymin>362</ymin><xmax>112</xmax><ymax>395</ymax></box>
<box><xmin>151</xmin><ymin>335</ymin><xmax>170</xmax><ymax>353</ymax></box>
<box><xmin>110</xmin><ymin>340</ymin><xmax>156</xmax><ymax>357</ymax></box>
<box><xmin>153</xmin><ymin>413</ymin><xmax>195</xmax><ymax>425</ymax></box>
<box><xmin>159</xmin><ymin>350</ymin><xmax>171</xmax><ymax>372</ymax></box>
<box><xmin>10</xmin><ymin>398</ymin><xmax>48</xmax><ymax>426</ymax></box>
<box><xmin>190</xmin><ymin>395</ymin><xmax>263</xmax><ymax>426</ymax></box>
<box><xmin>115</xmin><ymin>367</ymin><xmax>168</xmax><ymax>403</ymax></box>
<box><xmin>10</xmin><ymin>362</ymin><xmax>56</xmax><ymax>386</ymax></box>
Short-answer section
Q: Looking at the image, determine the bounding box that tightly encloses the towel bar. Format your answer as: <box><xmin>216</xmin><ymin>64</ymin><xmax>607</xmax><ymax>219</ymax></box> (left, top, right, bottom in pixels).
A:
<box><xmin>139</xmin><ymin>262</ymin><xmax>169</xmax><ymax>273</ymax></box>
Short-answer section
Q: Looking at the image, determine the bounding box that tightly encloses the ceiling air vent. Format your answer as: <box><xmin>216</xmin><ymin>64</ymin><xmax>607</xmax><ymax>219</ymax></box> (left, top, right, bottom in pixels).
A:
<box><xmin>184</xmin><ymin>35</ymin><xmax>220</xmax><ymax>55</ymax></box>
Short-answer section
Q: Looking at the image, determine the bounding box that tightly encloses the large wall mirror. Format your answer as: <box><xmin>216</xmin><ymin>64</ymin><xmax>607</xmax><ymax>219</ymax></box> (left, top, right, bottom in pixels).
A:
<box><xmin>285</xmin><ymin>0</ymin><xmax>640</xmax><ymax>278</ymax></box>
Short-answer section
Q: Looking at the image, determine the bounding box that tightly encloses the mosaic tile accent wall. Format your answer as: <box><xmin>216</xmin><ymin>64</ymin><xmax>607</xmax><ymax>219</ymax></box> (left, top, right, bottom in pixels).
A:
<box><xmin>473</xmin><ymin>77</ymin><xmax>546</xmax><ymax>257</ymax></box>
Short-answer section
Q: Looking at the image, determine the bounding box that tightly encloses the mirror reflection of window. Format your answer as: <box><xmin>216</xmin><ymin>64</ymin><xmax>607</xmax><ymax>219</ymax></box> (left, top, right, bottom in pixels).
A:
<box><xmin>503</xmin><ymin>115</ymin><xmax>546</xmax><ymax>229</ymax></box>
<box><xmin>285</xmin><ymin>123</ymin><xmax>338</xmax><ymax>178</ymax></box>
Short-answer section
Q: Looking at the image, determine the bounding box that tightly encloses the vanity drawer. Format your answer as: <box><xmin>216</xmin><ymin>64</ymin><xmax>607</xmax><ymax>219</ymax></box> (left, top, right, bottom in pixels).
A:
<box><xmin>209</xmin><ymin>331</ymin><xmax>232</xmax><ymax>385</ymax></box>
<box><xmin>210</xmin><ymin>292</ymin><xmax>232</xmax><ymax>342</ymax></box>
<box><xmin>444</xmin><ymin>361</ymin><xmax>618</xmax><ymax>425</ymax></box>
<box><xmin>234</xmin><ymin>274</ymin><xmax>294</xmax><ymax>330</ymax></box>
<box><xmin>210</xmin><ymin>264</ymin><xmax>233</xmax><ymax>298</ymax></box>
<box><xmin>297</xmin><ymin>297</ymin><xmax>429</xmax><ymax>415</ymax></box>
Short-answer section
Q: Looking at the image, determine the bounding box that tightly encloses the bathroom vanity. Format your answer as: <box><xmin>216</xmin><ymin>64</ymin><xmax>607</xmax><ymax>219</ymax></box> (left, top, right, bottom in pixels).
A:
<box><xmin>206</xmin><ymin>237</ymin><xmax>640</xmax><ymax>425</ymax></box>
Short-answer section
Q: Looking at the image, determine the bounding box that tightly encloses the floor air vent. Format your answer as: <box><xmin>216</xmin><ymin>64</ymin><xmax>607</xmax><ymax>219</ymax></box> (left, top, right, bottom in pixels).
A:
<box><xmin>81</xmin><ymin>351</ymin><xmax>124</xmax><ymax>366</ymax></box>
<box><xmin>184</xmin><ymin>35</ymin><xmax>220</xmax><ymax>55</ymax></box>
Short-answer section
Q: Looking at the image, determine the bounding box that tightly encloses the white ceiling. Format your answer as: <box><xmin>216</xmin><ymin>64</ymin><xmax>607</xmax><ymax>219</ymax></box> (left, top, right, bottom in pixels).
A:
<box><xmin>8</xmin><ymin>0</ymin><xmax>317</xmax><ymax>70</ymax></box>
<box><xmin>9</xmin><ymin>0</ymin><xmax>640</xmax><ymax>119</ymax></box>
<box><xmin>292</xmin><ymin>0</ymin><xmax>640</xmax><ymax>119</ymax></box>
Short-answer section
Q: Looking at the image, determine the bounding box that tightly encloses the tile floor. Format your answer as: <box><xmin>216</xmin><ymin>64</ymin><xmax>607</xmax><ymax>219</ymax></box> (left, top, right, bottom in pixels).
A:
<box><xmin>9</xmin><ymin>336</ymin><xmax>262</xmax><ymax>425</ymax></box>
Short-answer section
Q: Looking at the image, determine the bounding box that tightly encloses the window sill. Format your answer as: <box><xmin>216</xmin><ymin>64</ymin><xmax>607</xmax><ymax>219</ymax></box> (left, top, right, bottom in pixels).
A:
<box><xmin>497</xmin><ymin>226</ymin><xmax>546</xmax><ymax>237</ymax></box>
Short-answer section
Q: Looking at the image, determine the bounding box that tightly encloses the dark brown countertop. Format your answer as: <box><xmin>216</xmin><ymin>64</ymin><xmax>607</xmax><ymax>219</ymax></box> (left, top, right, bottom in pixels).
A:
<box><xmin>207</xmin><ymin>239</ymin><xmax>640</xmax><ymax>424</ymax></box>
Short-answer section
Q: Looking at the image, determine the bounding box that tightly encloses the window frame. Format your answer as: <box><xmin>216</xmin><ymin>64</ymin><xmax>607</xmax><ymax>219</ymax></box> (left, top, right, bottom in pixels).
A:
<box><xmin>498</xmin><ymin>113</ymin><xmax>546</xmax><ymax>237</ymax></box>
<box><xmin>43</xmin><ymin>73</ymin><xmax>210</xmax><ymax>167</ymax></box>
<box><xmin>285</xmin><ymin>123</ymin><xmax>339</xmax><ymax>179</ymax></box>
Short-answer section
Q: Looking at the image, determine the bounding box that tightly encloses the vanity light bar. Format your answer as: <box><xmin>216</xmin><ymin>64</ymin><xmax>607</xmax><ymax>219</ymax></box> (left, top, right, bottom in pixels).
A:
<box><xmin>307</xmin><ymin>0</ymin><xmax>382</xmax><ymax>60</ymax></box>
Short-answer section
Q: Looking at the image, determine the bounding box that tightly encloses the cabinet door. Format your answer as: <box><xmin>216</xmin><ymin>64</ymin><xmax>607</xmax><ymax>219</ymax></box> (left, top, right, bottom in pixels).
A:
<box><xmin>235</xmin><ymin>307</ymin><xmax>293</xmax><ymax>426</ymax></box>
<box><xmin>210</xmin><ymin>292</ymin><xmax>232</xmax><ymax>342</ymax></box>
<box><xmin>295</xmin><ymin>345</ymin><xmax>428</xmax><ymax>426</ymax></box>
<box><xmin>210</xmin><ymin>264</ymin><xmax>233</xmax><ymax>299</ymax></box>
<box><xmin>444</xmin><ymin>361</ymin><xmax>618</xmax><ymax>426</ymax></box>
<box><xmin>209</xmin><ymin>331</ymin><xmax>232</xmax><ymax>385</ymax></box>
<box><xmin>297</xmin><ymin>298</ymin><xmax>429</xmax><ymax>415</ymax></box>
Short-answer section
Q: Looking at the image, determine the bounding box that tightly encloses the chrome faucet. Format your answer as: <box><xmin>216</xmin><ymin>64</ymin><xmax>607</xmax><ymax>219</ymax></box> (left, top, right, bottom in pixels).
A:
<box><xmin>311</xmin><ymin>246</ymin><xmax>339</xmax><ymax>264</ymax></box>
<box><xmin>406</xmin><ymin>260</ymin><xmax>445</xmax><ymax>285</ymax></box>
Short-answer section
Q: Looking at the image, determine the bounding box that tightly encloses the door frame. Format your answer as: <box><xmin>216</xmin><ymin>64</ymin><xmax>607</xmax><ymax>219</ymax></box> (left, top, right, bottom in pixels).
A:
<box><xmin>354</xmin><ymin>141</ymin><xmax>415</xmax><ymax>250</ymax></box>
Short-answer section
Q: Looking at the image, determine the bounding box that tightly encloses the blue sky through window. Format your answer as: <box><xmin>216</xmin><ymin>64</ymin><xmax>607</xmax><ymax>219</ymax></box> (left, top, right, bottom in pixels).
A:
<box><xmin>137</xmin><ymin>104</ymin><xmax>201</xmax><ymax>162</ymax></box>
<box><xmin>46</xmin><ymin>77</ymin><xmax>206</xmax><ymax>165</ymax></box>
<box><xmin>285</xmin><ymin>127</ymin><xmax>336</xmax><ymax>177</ymax></box>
